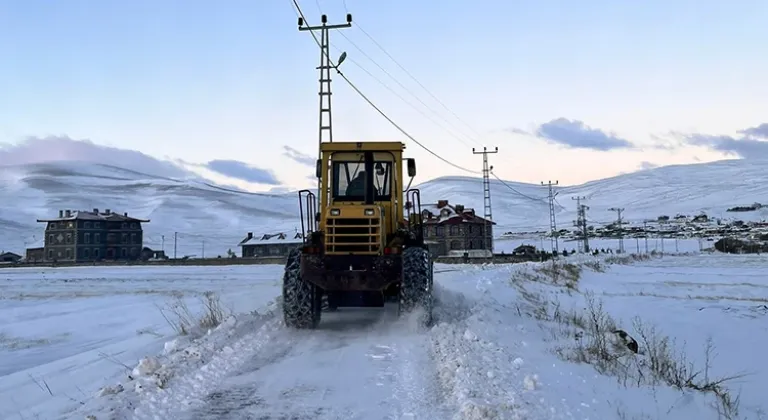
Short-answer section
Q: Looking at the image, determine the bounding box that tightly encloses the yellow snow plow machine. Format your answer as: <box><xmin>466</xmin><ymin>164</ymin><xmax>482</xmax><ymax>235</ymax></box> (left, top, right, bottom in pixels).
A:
<box><xmin>282</xmin><ymin>141</ymin><xmax>434</xmax><ymax>329</ymax></box>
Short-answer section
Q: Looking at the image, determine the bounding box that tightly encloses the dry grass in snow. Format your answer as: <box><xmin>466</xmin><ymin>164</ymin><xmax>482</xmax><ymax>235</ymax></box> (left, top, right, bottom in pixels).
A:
<box><xmin>158</xmin><ymin>291</ymin><xmax>230</xmax><ymax>336</ymax></box>
<box><xmin>512</xmin><ymin>258</ymin><xmax>747</xmax><ymax>420</ymax></box>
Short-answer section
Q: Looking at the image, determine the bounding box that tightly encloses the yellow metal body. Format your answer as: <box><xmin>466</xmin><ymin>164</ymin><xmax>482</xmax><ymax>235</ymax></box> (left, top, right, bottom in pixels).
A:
<box><xmin>318</xmin><ymin>141</ymin><xmax>405</xmax><ymax>256</ymax></box>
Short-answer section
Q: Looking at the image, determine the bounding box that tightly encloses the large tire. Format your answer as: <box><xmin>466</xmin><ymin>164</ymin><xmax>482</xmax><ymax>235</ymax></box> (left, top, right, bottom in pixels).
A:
<box><xmin>399</xmin><ymin>246</ymin><xmax>434</xmax><ymax>326</ymax></box>
<box><xmin>282</xmin><ymin>248</ymin><xmax>322</xmax><ymax>329</ymax></box>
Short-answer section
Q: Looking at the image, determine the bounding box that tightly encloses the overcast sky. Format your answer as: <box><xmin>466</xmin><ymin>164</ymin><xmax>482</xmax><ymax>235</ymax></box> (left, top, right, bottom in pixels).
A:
<box><xmin>1</xmin><ymin>0</ymin><xmax>767</xmax><ymax>191</ymax></box>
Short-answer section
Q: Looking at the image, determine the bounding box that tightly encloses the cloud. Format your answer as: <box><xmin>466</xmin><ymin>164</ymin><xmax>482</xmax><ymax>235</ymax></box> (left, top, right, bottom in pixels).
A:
<box><xmin>512</xmin><ymin>118</ymin><xmax>633</xmax><ymax>151</ymax></box>
<box><xmin>205</xmin><ymin>160</ymin><xmax>280</xmax><ymax>185</ymax></box>
<box><xmin>283</xmin><ymin>146</ymin><xmax>316</xmax><ymax>166</ymax></box>
<box><xmin>0</xmin><ymin>135</ymin><xmax>195</xmax><ymax>179</ymax></box>
<box><xmin>675</xmin><ymin>122</ymin><xmax>768</xmax><ymax>159</ymax></box>
<box><xmin>739</xmin><ymin>123</ymin><xmax>768</xmax><ymax>139</ymax></box>
<box><xmin>639</xmin><ymin>161</ymin><xmax>658</xmax><ymax>170</ymax></box>
<box><xmin>683</xmin><ymin>133</ymin><xmax>768</xmax><ymax>159</ymax></box>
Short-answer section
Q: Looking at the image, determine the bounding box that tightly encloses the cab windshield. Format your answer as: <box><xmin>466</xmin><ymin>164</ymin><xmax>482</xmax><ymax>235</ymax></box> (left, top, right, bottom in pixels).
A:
<box><xmin>332</xmin><ymin>160</ymin><xmax>392</xmax><ymax>200</ymax></box>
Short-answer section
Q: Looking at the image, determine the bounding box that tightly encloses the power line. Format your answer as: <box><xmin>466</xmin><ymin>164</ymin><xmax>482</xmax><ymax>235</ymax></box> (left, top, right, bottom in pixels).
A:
<box><xmin>335</xmin><ymin>31</ymin><xmax>478</xmax><ymax>147</ymax></box>
<box><xmin>290</xmin><ymin>0</ymin><xmax>480</xmax><ymax>175</ymax></box>
<box><xmin>339</xmin><ymin>0</ymin><xmax>483</xmax><ymax>139</ymax></box>
<box><xmin>489</xmin><ymin>171</ymin><xmax>549</xmax><ymax>204</ymax></box>
<box><xmin>327</xmin><ymin>42</ymin><xmax>477</xmax><ymax>149</ymax></box>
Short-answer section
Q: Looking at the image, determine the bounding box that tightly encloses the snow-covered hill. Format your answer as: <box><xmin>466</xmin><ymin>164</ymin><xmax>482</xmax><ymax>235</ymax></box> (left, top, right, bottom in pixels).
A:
<box><xmin>0</xmin><ymin>162</ymin><xmax>297</xmax><ymax>257</ymax></box>
<box><xmin>1</xmin><ymin>158</ymin><xmax>767</xmax><ymax>257</ymax></box>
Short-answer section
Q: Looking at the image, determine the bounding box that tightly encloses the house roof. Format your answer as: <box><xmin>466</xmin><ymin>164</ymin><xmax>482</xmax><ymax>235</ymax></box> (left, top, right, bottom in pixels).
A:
<box><xmin>0</xmin><ymin>252</ymin><xmax>22</xmax><ymax>258</ymax></box>
<box><xmin>421</xmin><ymin>201</ymin><xmax>496</xmax><ymax>226</ymax></box>
<box><xmin>240</xmin><ymin>231</ymin><xmax>305</xmax><ymax>246</ymax></box>
<box><xmin>37</xmin><ymin>210</ymin><xmax>149</xmax><ymax>223</ymax></box>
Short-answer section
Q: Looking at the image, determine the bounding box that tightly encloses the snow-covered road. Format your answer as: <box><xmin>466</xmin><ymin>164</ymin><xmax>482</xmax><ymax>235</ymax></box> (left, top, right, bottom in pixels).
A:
<box><xmin>170</xmin><ymin>306</ymin><xmax>446</xmax><ymax>420</ymax></box>
<box><xmin>3</xmin><ymin>253</ymin><xmax>767</xmax><ymax>419</ymax></box>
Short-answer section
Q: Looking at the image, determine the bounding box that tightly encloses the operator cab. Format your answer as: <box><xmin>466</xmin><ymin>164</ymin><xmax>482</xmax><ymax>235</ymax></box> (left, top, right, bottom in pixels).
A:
<box><xmin>332</xmin><ymin>158</ymin><xmax>393</xmax><ymax>203</ymax></box>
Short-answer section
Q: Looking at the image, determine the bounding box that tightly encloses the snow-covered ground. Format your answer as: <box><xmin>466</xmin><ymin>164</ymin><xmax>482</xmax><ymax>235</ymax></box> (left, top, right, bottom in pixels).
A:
<box><xmin>2</xmin><ymin>251</ymin><xmax>765</xmax><ymax>419</ymax></box>
<box><xmin>2</xmin><ymin>158</ymin><xmax>767</xmax><ymax>257</ymax></box>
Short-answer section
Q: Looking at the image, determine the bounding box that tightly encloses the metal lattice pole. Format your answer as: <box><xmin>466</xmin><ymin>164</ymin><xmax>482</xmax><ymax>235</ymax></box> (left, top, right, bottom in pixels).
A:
<box><xmin>473</xmin><ymin>147</ymin><xmax>498</xmax><ymax>254</ymax></box>
<box><xmin>572</xmin><ymin>196</ymin><xmax>589</xmax><ymax>253</ymax></box>
<box><xmin>298</xmin><ymin>14</ymin><xmax>352</xmax><ymax>198</ymax></box>
<box><xmin>542</xmin><ymin>180</ymin><xmax>559</xmax><ymax>254</ymax></box>
<box><xmin>609</xmin><ymin>207</ymin><xmax>625</xmax><ymax>253</ymax></box>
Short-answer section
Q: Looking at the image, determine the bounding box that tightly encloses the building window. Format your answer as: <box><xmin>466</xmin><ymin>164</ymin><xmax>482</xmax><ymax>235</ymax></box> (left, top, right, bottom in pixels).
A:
<box><xmin>121</xmin><ymin>248</ymin><xmax>128</xmax><ymax>257</ymax></box>
<box><xmin>122</xmin><ymin>222</ymin><xmax>127</xmax><ymax>229</ymax></box>
<box><xmin>121</xmin><ymin>233</ymin><xmax>127</xmax><ymax>244</ymax></box>
<box><xmin>436</xmin><ymin>226</ymin><xmax>444</xmax><ymax>236</ymax></box>
<box><xmin>85</xmin><ymin>233</ymin><xmax>91</xmax><ymax>244</ymax></box>
<box><xmin>95</xmin><ymin>222</ymin><xmax>100</xmax><ymax>228</ymax></box>
<box><xmin>49</xmin><ymin>222</ymin><xmax>56</xmax><ymax>230</ymax></box>
<box><xmin>48</xmin><ymin>249</ymin><xmax>53</xmax><ymax>259</ymax></box>
<box><xmin>66</xmin><ymin>233</ymin><xmax>72</xmax><ymax>244</ymax></box>
<box><xmin>95</xmin><ymin>233</ymin><xmax>101</xmax><ymax>243</ymax></box>
<box><xmin>107</xmin><ymin>233</ymin><xmax>115</xmax><ymax>243</ymax></box>
<box><xmin>468</xmin><ymin>225</ymin><xmax>473</xmax><ymax>233</ymax></box>
<box><xmin>48</xmin><ymin>234</ymin><xmax>54</xmax><ymax>244</ymax></box>
<box><xmin>131</xmin><ymin>233</ymin><xmax>137</xmax><ymax>244</ymax></box>
<box><xmin>94</xmin><ymin>248</ymin><xmax>100</xmax><ymax>258</ymax></box>
<box><xmin>65</xmin><ymin>249</ymin><xmax>71</xmax><ymax>259</ymax></box>
<box><xmin>85</xmin><ymin>221</ymin><xmax>91</xmax><ymax>228</ymax></box>
<box><xmin>131</xmin><ymin>223</ymin><xmax>137</xmax><ymax>229</ymax></box>
<box><xmin>84</xmin><ymin>248</ymin><xmax>90</xmax><ymax>258</ymax></box>
<box><xmin>450</xmin><ymin>240</ymin><xmax>462</xmax><ymax>250</ymax></box>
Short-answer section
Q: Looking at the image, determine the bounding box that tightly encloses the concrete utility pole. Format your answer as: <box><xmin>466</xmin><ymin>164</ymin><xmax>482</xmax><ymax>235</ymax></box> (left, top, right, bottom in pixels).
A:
<box><xmin>173</xmin><ymin>232</ymin><xmax>178</xmax><ymax>259</ymax></box>
<box><xmin>298</xmin><ymin>13</ymin><xmax>352</xmax><ymax>197</ymax></box>
<box><xmin>541</xmin><ymin>180</ymin><xmax>559</xmax><ymax>255</ymax></box>
<box><xmin>202</xmin><ymin>240</ymin><xmax>205</xmax><ymax>259</ymax></box>
<box><xmin>572</xmin><ymin>196</ymin><xmax>590</xmax><ymax>253</ymax></box>
<box><xmin>641</xmin><ymin>221</ymin><xmax>647</xmax><ymax>253</ymax></box>
<box><xmin>609</xmin><ymin>207</ymin><xmax>625</xmax><ymax>253</ymax></box>
<box><xmin>473</xmin><ymin>147</ymin><xmax>498</xmax><ymax>254</ymax></box>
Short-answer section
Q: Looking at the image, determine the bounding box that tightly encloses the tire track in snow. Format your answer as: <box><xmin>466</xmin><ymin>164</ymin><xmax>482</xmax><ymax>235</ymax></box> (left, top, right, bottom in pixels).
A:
<box><xmin>182</xmin><ymin>305</ymin><xmax>453</xmax><ymax>420</ymax></box>
<box><xmin>131</xmin><ymin>314</ymin><xmax>300</xmax><ymax>420</ymax></box>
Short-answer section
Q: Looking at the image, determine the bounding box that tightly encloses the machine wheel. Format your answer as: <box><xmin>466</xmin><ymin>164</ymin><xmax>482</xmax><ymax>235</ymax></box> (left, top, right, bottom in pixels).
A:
<box><xmin>399</xmin><ymin>246</ymin><xmax>434</xmax><ymax>326</ymax></box>
<box><xmin>283</xmin><ymin>248</ymin><xmax>322</xmax><ymax>329</ymax></box>
<box><xmin>323</xmin><ymin>293</ymin><xmax>338</xmax><ymax>312</ymax></box>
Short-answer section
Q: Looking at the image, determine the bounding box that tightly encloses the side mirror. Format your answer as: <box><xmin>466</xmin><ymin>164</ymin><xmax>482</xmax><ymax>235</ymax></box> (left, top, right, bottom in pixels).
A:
<box><xmin>406</xmin><ymin>158</ymin><xmax>416</xmax><ymax>177</ymax></box>
<box><xmin>315</xmin><ymin>159</ymin><xmax>322</xmax><ymax>178</ymax></box>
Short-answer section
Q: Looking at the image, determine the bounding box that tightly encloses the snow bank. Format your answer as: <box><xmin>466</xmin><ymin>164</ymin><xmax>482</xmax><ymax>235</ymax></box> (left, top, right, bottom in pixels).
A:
<box><xmin>79</xmin><ymin>299</ymin><xmax>282</xmax><ymax>419</ymax></box>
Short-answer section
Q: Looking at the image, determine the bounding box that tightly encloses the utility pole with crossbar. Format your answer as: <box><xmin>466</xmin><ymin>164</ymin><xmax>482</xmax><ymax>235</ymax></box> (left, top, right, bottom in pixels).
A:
<box><xmin>572</xmin><ymin>196</ymin><xmax>590</xmax><ymax>253</ymax></box>
<box><xmin>473</xmin><ymin>147</ymin><xmax>498</xmax><ymax>254</ymax></box>
<box><xmin>298</xmin><ymin>13</ymin><xmax>352</xmax><ymax>196</ymax></box>
<box><xmin>541</xmin><ymin>180</ymin><xmax>559</xmax><ymax>255</ymax></box>
<box><xmin>609</xmin><ymin>207</ymin><xmax>625</xmax><ymax>253</ymax></box>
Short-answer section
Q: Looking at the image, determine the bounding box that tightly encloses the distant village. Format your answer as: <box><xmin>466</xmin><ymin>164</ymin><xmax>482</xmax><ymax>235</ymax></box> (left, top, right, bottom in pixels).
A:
<box><xmin>2</xmin><ymin>201</ymin><xmax>766</xmax><ymax>266</ymax></box>
<box><xmin>0</xmin><ymin>200</ymin><xmax>506</xmax><ymax>265</ymax></box>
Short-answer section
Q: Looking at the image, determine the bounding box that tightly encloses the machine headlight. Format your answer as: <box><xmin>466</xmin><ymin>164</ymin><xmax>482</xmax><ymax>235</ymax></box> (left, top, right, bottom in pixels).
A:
<box><xmin>330</xmin><ymin>208</ymin><xmax>341</xmax><ymax>216</ymax></box>
<box><xmin>364</xmin><ymin>209</ymin><xmax>375</xmax><ymax>216</ymax></box>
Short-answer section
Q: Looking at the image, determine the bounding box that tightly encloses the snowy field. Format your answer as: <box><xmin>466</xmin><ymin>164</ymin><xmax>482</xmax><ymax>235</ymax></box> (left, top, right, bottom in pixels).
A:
<box><xmin>495</xmin><ymin>237</ymin><xmax>711</xmax><ymax>254</ymax></box>
<box><xmin>2</xmin><ymin>252</ymin><xmax>766</xmax><ymax>419</ymax></box>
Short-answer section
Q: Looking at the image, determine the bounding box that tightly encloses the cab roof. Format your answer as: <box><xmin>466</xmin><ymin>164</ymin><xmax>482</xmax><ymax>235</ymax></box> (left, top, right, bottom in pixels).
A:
<box><xmin>319</xmin><ymin>141</ymin><xmax>405</xmax><ymax>152</ymax></box>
